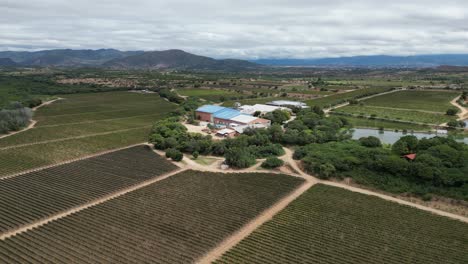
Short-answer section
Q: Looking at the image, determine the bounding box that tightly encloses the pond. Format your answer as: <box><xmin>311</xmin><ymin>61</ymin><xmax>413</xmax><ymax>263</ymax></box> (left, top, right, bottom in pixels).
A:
<box><xmin>352</xmin><ymin>128</ymin><xmax>468</xmax><ymax>145</ymax></box>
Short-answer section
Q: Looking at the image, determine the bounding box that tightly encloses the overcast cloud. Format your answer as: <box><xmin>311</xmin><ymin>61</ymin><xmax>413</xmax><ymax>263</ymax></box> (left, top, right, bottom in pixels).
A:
<box><xmin>1</xmin><ymin>0</ymin><xmax>468</xmax><ymax>58</ymax></box>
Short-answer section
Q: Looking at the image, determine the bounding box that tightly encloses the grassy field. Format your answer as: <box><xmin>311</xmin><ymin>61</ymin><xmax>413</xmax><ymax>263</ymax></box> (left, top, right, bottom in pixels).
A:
<box><xmin>335</xmin><ymin>105</ymin><xmax>456</xmax><ymax>124</ymax></box>
<box><xmin>305</xmin><ymin>87</ymin><xmax>393</xmax><ymax>108</ymax></box>
<box><xmin>0</xmin><ymin>91</ymin><xmax>174</xmax><ymax>177</ymax></box>
<box><xmin>340</xmin><ymin>115</ymin><xmax>432</xmax><ymax>131</ymax></box>
<box><xmin>177</xmin><ymin>88</ymin><xmax>240</xmax><ymax>102</ymax></box>
<box><xmin>0</xmin><ymin>171</ymin><xmax>304</xmax><ymax>263</ymax></box>
<box><xmin>362</xmin><ymin>90</ymin><xmax>460</xmax><ymax>112</ymax></box>
<box><xmin>0</xmin><ymin>146</ymin><xmax>177</xmax><ymax>232</ymax></box>
<box><xmin>216</xmin><ymin>184</ymin><xmax>468</xmax><ymax>264</ymax></box>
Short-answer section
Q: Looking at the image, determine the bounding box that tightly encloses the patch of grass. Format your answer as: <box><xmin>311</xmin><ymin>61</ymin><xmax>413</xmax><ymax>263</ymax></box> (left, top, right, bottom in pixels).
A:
<box><xmin>216</xmin><ymin>184</ymin><xmax>468</xmax><ymax>264</ymax></box>
<box><xmin>193</xmin><ymin>157</ymin><xmax>218</xmax><ymax>166</ymax></box>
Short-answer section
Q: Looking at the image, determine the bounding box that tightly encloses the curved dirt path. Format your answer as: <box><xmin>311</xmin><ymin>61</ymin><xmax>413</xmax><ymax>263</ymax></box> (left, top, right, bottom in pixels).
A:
<box><xmin>0</xmin><ymin>167</ymin><xmax>185</xmax><ymax>240</ymax></box>
<box><xmin>0</xmin><ymin>98</ymin><xmax>62</xmax><ymax>139</ymax></box>
<box><xmin>450</xmin><ymin>96</ymin><xmax>468</xmax><ymax>120</ymax></box>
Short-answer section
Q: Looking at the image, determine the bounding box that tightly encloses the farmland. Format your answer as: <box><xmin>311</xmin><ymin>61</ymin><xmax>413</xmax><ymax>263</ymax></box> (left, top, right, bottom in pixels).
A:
<box><xmin>305</xmin><ymin>87</ymin><xmax>393</xmax><ymax>108</ymax></box>
<box><xmin>334</xmin><ymin>105</ymin><xmax>456</xmax><ymax>124</ymax></box>
<box><xmin>361</xmin><ymin>90</ymin><xmax>460</xmax><ymax>112</ymax></box>
<box><xmin>336</xmin><ymin>115</ymin><xmax>432</xmax><ymax>131</ymax></box>
<box><xmin>0</xmin><ymin>145</ymin><xmax>177</xmax><ymax>233</ymax></box>
<box><xmin>222</xmin><ymin>96</ymin><xmax>280</xmax><ymax>107</ymax></box>
<box><xmin>216</xmin><ymin>184</ymin><xmax>468</xmax><ymax>264</ymax></box>
<box><xmin>0</xmin><ymin>91</ymin><xmax>174</xmax><ymax>176</ymax></box>
<box><xmin>176</xmin><ymin>88</ymin><xmax>240</xmax><ymax>102</ymax></box>
<box><xmin>0</xmin><ymin>170</ymin><xmax>304</xmax><ymax>263</ymax></box>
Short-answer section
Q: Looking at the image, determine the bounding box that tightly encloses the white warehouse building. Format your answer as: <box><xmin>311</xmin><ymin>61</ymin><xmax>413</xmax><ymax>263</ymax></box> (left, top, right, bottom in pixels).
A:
<box><xmin>238</xmin><ymin>104</ymin><xmax>290</xmax><ymax>115</ymax></box>
<box><xmin>267</xmin><ymin>100</ymin><xmax>309</xmax><ymax>109</ymax></box>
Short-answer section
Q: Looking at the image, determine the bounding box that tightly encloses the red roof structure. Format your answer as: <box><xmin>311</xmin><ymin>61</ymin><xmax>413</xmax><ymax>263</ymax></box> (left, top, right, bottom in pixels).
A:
<box><xmin>403</xmin><ymin>153</ymin><xmax>416</xmax><ymax>161</ymax></box>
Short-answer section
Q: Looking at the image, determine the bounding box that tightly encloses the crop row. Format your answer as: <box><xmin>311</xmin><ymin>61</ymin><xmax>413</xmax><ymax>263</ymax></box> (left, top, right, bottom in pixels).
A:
<box><xmin>216</xmin><ymin>184</ymin><xmax>468</xmax><ymax>264</ymax></box>
<box><xmin>0</xmin><ymin>145</ymin><xmax>178</xmax><ymax>234</ymax></box>
<box><xmin>0</xmin><ymin>171</ymin><xmax>304</xmax><ymax>263</ymax></box>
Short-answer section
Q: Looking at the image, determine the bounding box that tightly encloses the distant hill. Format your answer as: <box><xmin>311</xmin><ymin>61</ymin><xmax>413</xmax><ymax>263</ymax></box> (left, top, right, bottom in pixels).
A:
<box><xmin>104</xmin><ymin>49</ymin><xmax>260</xmax><ymax>70</ymax></box>
<box><xmin>0</xmin><ymin>58</ymin><xmax>17</xmax><ymax>67</ymax></box>
<box><xmin>0</xmin><ymin>49</ymin><xmax>143</xmax><ymax>67</ymax></box>
<box><xmin>252</xmin><ymin>54</ymin><xmax>468</xmax><ymax>68</ymax></box>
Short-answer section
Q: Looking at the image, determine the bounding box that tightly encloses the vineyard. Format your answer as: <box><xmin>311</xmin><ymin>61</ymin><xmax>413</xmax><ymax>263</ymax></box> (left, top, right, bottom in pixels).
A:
<box><xmin>216</xmin><ymin>184</ymin><xmax>468</xmax><ymax>264</ymax></box>
<box><xmin>0</xmin><ymin>170</ymin><xmax>304</xmax><ymax>263</ymax></box>
<box><xmin>0</xmin><ymin>91</ymin><xmax>174</xmax><ymax>176</ymax></box>
<box><xmin>305</xmin><ymin>87</ymin><xmax>393</xmax><ymax>108</ymax></box>
<box><xmin>0</xmin><ymin>145</ymin><xmax>177</xmax><ymax>233</ymax></box>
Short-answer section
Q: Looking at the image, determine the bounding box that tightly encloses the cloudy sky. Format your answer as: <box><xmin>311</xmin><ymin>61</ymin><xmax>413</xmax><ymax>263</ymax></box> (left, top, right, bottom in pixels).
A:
<box><xmin>1</xmin><ymin>0</ymin><xmax>468</xmax><ymax>59</ymax></box>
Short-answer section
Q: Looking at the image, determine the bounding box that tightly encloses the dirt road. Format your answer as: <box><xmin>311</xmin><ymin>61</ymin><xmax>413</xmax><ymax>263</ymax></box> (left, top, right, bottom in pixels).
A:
<box><xmin>450</xmin><ymin>96</ymin><xmax>468</xmax><ymax>120</ymax></box>
<box><xmin>0</xmin><ymin>98</ymin><xmax>62</xmax><ymax>139</ymax></box>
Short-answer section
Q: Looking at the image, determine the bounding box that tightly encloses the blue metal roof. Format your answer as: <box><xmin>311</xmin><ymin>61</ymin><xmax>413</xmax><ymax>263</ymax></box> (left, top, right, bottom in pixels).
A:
<box><xmin>213</xmin><ymin>108</ymin><xmax>241</xmax><ymax>120</ymax></box>
<box><xmin>196</xmin><ymin>105</ymin><xmax>226</xmax><ymax>114</ymax></box>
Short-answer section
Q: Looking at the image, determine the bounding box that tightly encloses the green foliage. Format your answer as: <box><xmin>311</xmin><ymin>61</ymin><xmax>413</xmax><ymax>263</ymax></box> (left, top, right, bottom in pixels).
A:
<box><xmin>297</xmin><ymin>137</ymin><xmax>468</xmax><ymax>201</ymax></box>
<box><xmin>359</xmin><ymin>136</ymin><xmax>382</xmax><ymax>148</ymax></box>
<box><xmin>0</xmin><ymin>103</ymin><xmax>32</xmax><ymax>134</ymax></box>
<box><xmin>157</xmin><ymin>88</ymin><xmax>185</xmax><ymax>104</ymax></box>
<box><xmin>225</xmin><ymin>147</ymin><xmax>257</xmax><ymax>168</ymax></box>
<box><xmin>261</xmin><ymin>156</ymin><xmax>284</xmax><ymax>169</ymax></box>
<box><xmin>165</xmin><ymin>148</ymin><xmax>183</xmax><ymax>161</ymax></box>
<box><xmin>446</xmin><ymin>108</ymin><xmax>458</xmax><ymax>116</ymax></box>
<box><xmin>264</xmin><ymin>109</ymin><xmax>291</xmax><ymax>124</ymax></box>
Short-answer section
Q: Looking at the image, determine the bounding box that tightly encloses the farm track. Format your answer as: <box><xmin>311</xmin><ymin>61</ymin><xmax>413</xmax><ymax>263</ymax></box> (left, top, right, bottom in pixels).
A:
<box><xmin>0</xmin><ymin>98</ymin><xmax>62</xmax><ymax>140</ymax></box>
<box><xmin>450</xmin><ymin>96</ymin><xmax>468</xmax><ymax>120</ymax></box>
<box><xmin>324</xmin><ymin>88</ymin><xmax>402</xmax><ymax>113</ymax></box>
<box><xmin>0</xmin><ymin>168</ymin><xmax>186</xmax><ymax>241</ymax></box>
<box><xmin>0</xmin><ymin>143</ymin><xmax>146</xmax><ymax>180</ymax></box>
<box><xmin>0</xmin><ymin>126</ymin><xmax>151</xmax><ymax>151</ymax></box>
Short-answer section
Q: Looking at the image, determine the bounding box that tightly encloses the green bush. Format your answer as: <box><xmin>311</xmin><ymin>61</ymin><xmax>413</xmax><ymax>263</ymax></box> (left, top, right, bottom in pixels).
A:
<box><xmin>261</xmin><ymin>157</ymin><xmax>284</xmax><ymax>169</ymax></box>
<box><xmin>165</xmin><ymin>148</ymin><xmax>183</xmax><ymax>161</ymax></box>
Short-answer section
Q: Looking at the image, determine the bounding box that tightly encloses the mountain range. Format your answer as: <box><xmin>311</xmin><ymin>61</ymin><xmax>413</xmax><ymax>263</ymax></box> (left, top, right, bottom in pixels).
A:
<box><xmin>2</xmin><ymin>49</ymin><xmax>468</xmax><ymax>69</ymax></box>
<box><xmin>0</xmin><ymin>49</ymin><xmax>259</xmax><ymax>70</ymax></box>
<box><xmin>251</xmin><ymin>54</ymin><xmax>468</xmax><ymax>68</ymax></box>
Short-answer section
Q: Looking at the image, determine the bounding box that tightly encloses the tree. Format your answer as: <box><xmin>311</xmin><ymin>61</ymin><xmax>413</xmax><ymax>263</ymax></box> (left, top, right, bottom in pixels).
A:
<box><xmin>224</xmin><ymin>148</ymin><xmax>256</xmax><ymax>168</ymax></box>
<box><xmin>317</xmin><ymin>163</ymin><xmax>336</xmax><ymax>179</ymax></box>
<box><xmin>192</xmin><ymin>151</ymin><xmax>199</xmax><ymax>159</ymax></box>
<box><xmin>392</xmin><ymin>135</ymin><xmax>418</xmax><ymax>155</ymax></box>
<box><xmin>264</xmin><ymin>109</ymin><xmax>291</xmax><ymax>124</ymax></box>
<box><xmin>359</xmin><ymin>136</ymin><xmax>382</xmax><ymax>148</ymax></box>
<box><xmin>261</xmin><ymin>157</ymin><xmax>284</xmax><ymax>169</ymax></box>
<box><xmin>446</xmin><ymin>108</ymin><xmax>458</xmax><ymax>116</ymax></box>
<box><xmin>165</xmin><ymin>148</ymin><xmax>183</xmax><ymax>161</ymax></box>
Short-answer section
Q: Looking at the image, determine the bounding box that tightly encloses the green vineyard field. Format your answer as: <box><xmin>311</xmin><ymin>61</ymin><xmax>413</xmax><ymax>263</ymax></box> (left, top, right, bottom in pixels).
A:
<box><xmin>0</xmin><ymin>171</ymin><xmax>304</xmax><ymax>263</ymax></box>
<box><xmin>0</xmin><ymin>145</ymin><xmax>177</xmax><ymax>233</ymax></box>
<box><xmin>0</xmin><ymin>91</ymin><xmax>174</xmax><ymax>177</ymax></box>
<box><xmin>216</xmin><ymin>184</ymin><xmax>468</xmax><ymax>264</ymax></box>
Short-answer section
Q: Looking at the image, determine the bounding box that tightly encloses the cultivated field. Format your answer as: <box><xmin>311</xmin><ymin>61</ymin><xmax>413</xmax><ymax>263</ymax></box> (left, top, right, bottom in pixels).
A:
<box><xmin>335</xmin><ymin>105</ymin><xmax>456</xmax><ymax>124</ymax></box>
<box><xmin>0</xmin><ymin>170</ymin><xmax>304</xmax><ymax>263</ymax></box>
<box><xmin>305</xmin><ymin>87</ymin><xmax>393</xmax><ymax>108</ymax></box>
<box><xmin>216</xmin><ymin>184</ymin><xmax>468</xmax><ymax>264</ymax></box>
<box><xmin>361</xmin><ymin>90</ymin><xmax>460</xmax><ymax>112</ymax></box>
<box><xmin>177</xmin><ymin>88</ymin><xmax>240</xmax><ymax>102</ymax></box>
<box><xmin>0</xmin><ymin>145</ymin><xmax>177</xmax><ymax>233</ymax></box>
<box><xmin>222</xmin><ymin>97</ymin><xmax>280</xmax><ymax>107</ymax></box>
<box><xmin>338</xmin><ymin>115</ymin><xmax>432</xmax><ymax>131</ymax></box>
<box><xmin>0</xmin><ymin>91</ymin><xmax>174</xmax><ymax>176</ymax></box>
